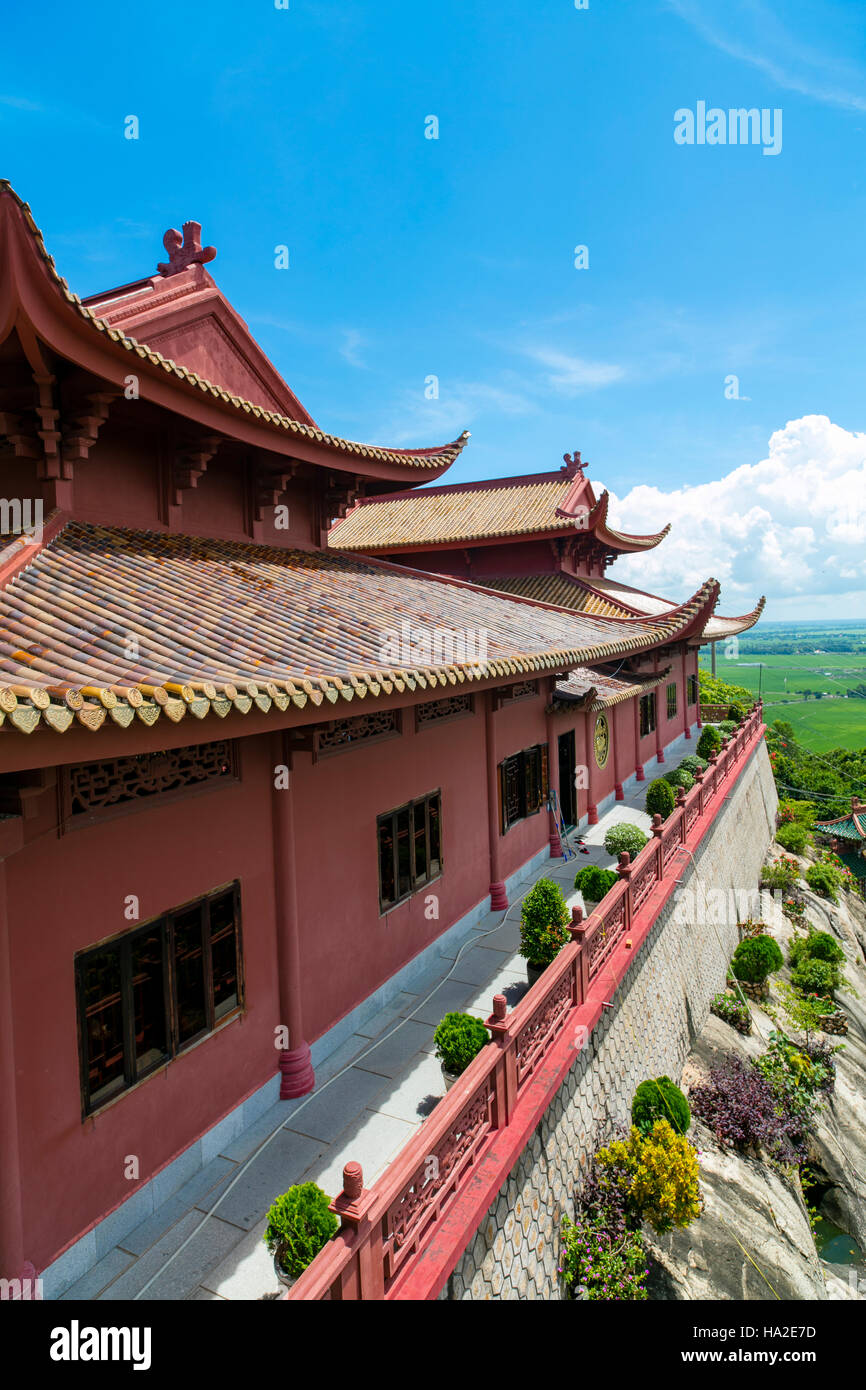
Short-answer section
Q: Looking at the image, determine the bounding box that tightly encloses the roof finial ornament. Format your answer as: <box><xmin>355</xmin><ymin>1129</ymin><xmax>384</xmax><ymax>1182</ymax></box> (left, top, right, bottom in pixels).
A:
<box><xmin>562</xmin><ymin>450</ymin><xmax>586</xmax><ymax>477</ymax></box>
<box><xmin>157</xmin><ymin>221</ymin><xmax>217</xmax><ymax>276</ymax></box>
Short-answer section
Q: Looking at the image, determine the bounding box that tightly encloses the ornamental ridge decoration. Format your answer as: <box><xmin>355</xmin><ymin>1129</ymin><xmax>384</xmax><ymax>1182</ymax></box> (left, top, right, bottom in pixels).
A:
<box><xmin>65</xmin><ymin>741</ymin><xmax>236</xmax><ymax>818</ymax></box>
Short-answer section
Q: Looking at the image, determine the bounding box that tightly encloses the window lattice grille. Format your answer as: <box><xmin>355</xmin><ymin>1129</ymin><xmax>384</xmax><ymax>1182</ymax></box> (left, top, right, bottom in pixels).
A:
<box><xmin>317</xmin><ymin>709</ymin><xmax>399</xmax><ymax>753</ymax></box>
<box><xmin>416</xmin><ymin>694</ymin><xmax>473</xmax><ymax>726</ymax></box>
<box><xmin>66</xmin><ymin>742</ymin><xmax>237</xmax><ymax>818</ymax></box>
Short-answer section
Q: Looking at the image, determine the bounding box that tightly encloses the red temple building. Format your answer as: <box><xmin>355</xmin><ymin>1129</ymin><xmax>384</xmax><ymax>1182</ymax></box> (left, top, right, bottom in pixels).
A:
<box><xmin>0</xmin><ymin>184</ymin><xmax>763</xmax><ymax>1296</ymax></box>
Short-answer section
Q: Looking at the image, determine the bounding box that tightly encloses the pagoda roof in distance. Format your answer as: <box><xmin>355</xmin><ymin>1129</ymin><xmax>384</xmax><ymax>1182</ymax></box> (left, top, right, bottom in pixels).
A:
<box><xmin>816</xmin><ymin>798</ymin><xmax>866</xmax><ymax>841</ymax></box>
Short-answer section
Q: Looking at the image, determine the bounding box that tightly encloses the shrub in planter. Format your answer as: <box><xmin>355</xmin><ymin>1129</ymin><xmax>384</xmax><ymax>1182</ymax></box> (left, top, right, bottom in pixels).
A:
<box><xmin>603</xmin><ymin>822</ymin><xmax>649</xmax><ymax>858</ymax></box>
<box><xmin>761</xmin><ymin>856</ymin><xmax>800</xmax><ymax>892</ymax></box>
<box><xmin>790</xmin><ymin>957</ymin><xmax>841</xmax><ymax>998</ymax></box>
<box><xmin>631</xmin><ymin>1076</ymin><xmax>691</xmax><ymax>1136</ymax></box>
<box><xmin>789</xmin><ymin>929</ymin><xmax>846</xmax><ymax>968</ymax></box>
<box><xmin>645</xmin><ymin>777</ymin><xmax>676</xmax><ymax>821</ymax></box>
<box><xmin>710</xmin><ymin>991</ymin><xmax>752</xmax><ymax>1034</ymax></box>
<box><xmin>263</xmin><ymin>1183</ymin><xmax>338</xmax><ymax>1280</ymax></box>
<box><xmin>689</xmin><ymin>1055</ymin><xmax>800</xmax><ymax>1160</ymax></box>
<box><xmin>804</xmin><ymin>863</ymin><xmax>842</xmax><ymax>903</ymax></box>
<box><xmin>678</xmin><ymin>754</ymin><xmax>708</xmax><ymax>776</ymax></box>
<box><xmin>433</xmin><ymin>1011</ymin><xmax>490</xmax><ymax>1077</ymax></box>
<box><xmin>595</xmin><ymin>1121</ymin><xmax>701</xmax><ymax>1234</ymax></box>
<box><xmin>776</xmin><ymin>821</ymin><xmax>810</xmax><ymax>856</ymax></box>
<box><xmin>574</xmin><ymin>864</ymin><xmax>619</xmax><ymax>903</ymax></box>
<box><xmin>696</xmin><ymin>725</ymin><xmax>723</xmax><ymax>761</ymax></box>
<box><xmin>731</xmin><ymin>935</ymin><xmax>783</xmax><ymax>984</ymax></box>
<box><xmin>560</xmin><ymin>1213</ymin><xmax>649</xmax><ymax>1301</ymax></box>
<box><xmin>663</xmin><ymin>767</ymin><xmax>694</xmax><ymax>791</ymax></box>
<box><xmin>518</xmin><ymin>877</ymin><xmax>570</xmax><ymax>968</ymax></box>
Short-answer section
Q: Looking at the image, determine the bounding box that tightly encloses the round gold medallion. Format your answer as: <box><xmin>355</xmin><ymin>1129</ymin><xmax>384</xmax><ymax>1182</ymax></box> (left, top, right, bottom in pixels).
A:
<box><xmin>594</xmin><ymin>713</ymin><xmax>610</xmax><ymax>769</ymax></box>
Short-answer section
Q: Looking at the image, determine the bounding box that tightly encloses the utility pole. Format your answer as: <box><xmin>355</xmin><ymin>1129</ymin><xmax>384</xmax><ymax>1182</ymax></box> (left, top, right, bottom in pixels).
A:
<box><xmin>711</xmin><ymin>641</ymin><xmax>716</xmax><ymax>676</ymax></box>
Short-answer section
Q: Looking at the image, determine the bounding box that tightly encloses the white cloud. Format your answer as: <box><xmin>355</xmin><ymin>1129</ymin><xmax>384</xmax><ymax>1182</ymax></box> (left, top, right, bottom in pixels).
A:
<box><xmin>520</xmin><ymin>345</ymin><xmax>626</xmax><ymax>395</ymax></box>
<box><xmin>603</xmin><ymin>415</ymin><xmax>866</xmax><ymax>617</ymax></box>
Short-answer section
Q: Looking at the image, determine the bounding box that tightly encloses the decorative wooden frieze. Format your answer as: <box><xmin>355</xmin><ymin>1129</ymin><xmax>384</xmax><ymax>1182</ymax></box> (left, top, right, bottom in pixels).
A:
<box><xmin>316</xmin><ymin>708</ymin><xmax>400</xmax><ymax>756</ymax></box>
<box><xmin>415</xmin><ymin>693</ymin><xmax>473</xmax><ymax>727</ymax></box>
<box><xmin>496</xmin><ymin>680</ymin><xmax>538</xmax><ymax>707</ymax></box>
<box><xmin>62</xmin><ymin>740</ymin><xmax>237</xmax><ymax>822</ymax></box>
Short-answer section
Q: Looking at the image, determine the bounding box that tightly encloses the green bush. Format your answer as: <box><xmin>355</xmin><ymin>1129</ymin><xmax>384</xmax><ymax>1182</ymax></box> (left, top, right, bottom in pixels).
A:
<box><xmin>761</xmin><ymin>856</ymin><xmax>800</xmax><ymax>891</ymax></box>
<box><xmin>696</xmin><ymin>725</ymin><xmax>723</xmax><ymax>761</ymax></box>
<box><xmin>790</xmin><ymin>958</ymin><xmax>840</xmax><ymax>998</ymax></box>
<box><xmin>433</xmin><ymin>1011</ymin><xmax>490</xmax><ymax>1075</ymax></box>
<box><xmin>603</xmin><ymin>823</ymin><xmax>649</xmax><ymax>858</ymax></box>
<box><xmin>575</xmin><ymin>864</ymin><xmax>619</xmax><ymax>903</ymax></box>
<box><xmin>631</xmin><ymin>1076</ymin><xmax>691</xmax><ymax>1136</ymax></box>
<box><xmin>788</xmin><ymin>929</ymin><xmax>846</xmax><ymax>968</ymax></box>
<box><xmin>663</xmin><ymin>767</ymin><xmax>694</xmax><ymax>791</ymax></box>
<box><xmin>678</xmin><ymin>755</ymin><xmax>708</xmax><ymax>776</ymax></box>
<box><xmin>776</xmin><ymin>821</ymin><xmax>809</xmax><ymax>855</ymax></box>
<box><xmin>710</xmin><ymin>991</ymin><xmax>752</xmax><ymax>1032</ymax></box>
<box><xmin>718</xmin><ymin>719</ymin><xmax>738</xmax><ymax>735</ymax></box>
<box><xmin>778</xmin><ymin>799</ymin><xmax>817</xmax><ymax>830</ymax></box>
<box><xmin>646</xmin><ymin>778</ymin><xmax>675</xmax><ymax>821</ymax></box>
<box><xmin>595</xmin><ymin>1122</ymin><xmax>701</xmax><ymax>1234</ymax></box>
<box><xmin>519</xmin><ymin>877</ymin><xmax>570</xmax><ymax>966</ymax></box>
<box><xmin>805</xmin><ymin>863</ymin><xmax>842</xmax><ymax>903</ymax></box>
<box><xmin>263</xmin><ymin>1184</ymin><xmax>338</xmax><ymax>1278</ymax></box>
<box><xmin>731</xmin><ymin>935</ymin><xmax>784</xmax><ymax>984</ymax></box>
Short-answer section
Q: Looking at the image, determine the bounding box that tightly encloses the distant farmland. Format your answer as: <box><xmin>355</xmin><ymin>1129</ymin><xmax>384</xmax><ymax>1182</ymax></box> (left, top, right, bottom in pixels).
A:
<box><xmin>699</xmin><ymin>624</ymin><xmax>866</xmax><ymax>752</ymax></box>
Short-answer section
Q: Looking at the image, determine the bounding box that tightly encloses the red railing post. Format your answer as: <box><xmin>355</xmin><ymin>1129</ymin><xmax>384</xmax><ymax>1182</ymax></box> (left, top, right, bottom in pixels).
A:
<box><xmin>329</xmin><ymin>1162</ymin><xmax>385</xmax><ymax>1301</ymax></box>
<box><xmin>617</xmin><ymin>851</ymin><xmax>633</xmax><ymax>931</ymax></box>
<box><xmin>486</xmin><ymin>992</ymin><xmax>517</xmax><ymax>1125</ymax></box>
<box><xmin>569</xmin><ymin>906</ymin><xmax>588</xmax><ymax>1003</ymax></box>
<box><xmin>651</xmin><ymin>812</ymin><xmax>664</xmax><ymax>879</ymax></box>
<box><xmin>695</xmin><ymin>766</ymin><xmax>705</xmax><ymax>816</ymax></box>
<box><xmin>676</xmin><ymin>787</ymin><xmax>687</xmax><ymax>842</ymax></box>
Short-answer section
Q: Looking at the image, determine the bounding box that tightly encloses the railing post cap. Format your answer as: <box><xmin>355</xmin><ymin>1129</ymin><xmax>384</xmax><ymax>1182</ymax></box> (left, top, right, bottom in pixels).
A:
<box><xmin>492</xmin><ymin>992</ymin><xmax>508</xmax><ymax>1020</ymax></box>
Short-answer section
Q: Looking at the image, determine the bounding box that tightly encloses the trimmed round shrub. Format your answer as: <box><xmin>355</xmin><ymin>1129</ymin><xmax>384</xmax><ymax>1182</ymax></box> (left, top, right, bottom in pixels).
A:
<box><xmin>646</xmin><ymin>777</ymin><xmax>675</xmax><ymax>821</ymax></box>
<box><xmin>776</xmin><ymin>821</ymin><xmax>809</xmax><ymax>855</ymax></box>
<box><xmin>663</xmin><ymin>767</ymin><xmax>695</xmax><ymax>791</ymax></box>
<box><xmin>575</xmin><ymin>864</ymin><xmax>619</xmax><ymax>903</ymax></box>
<box><xmin>263</xmin><ymin>1183</ymin><xmax>338</xmax><ymax>1278</ymax></box>
<box><xmin>631</xmin><ymin>1075</ymin><xmax>691</xmax><ymax>1136</ymax></box>
<box><xmin>433</xmin><ymin>1011</ymin><xmax>490</xmax><ymax>1075</ymax></box>
<box><xmin>789</xmin><ymin>929</ymin><xmax>845</xmax><ymax>966</ymax></box>
<box><xmin>805</xmin><ymin>863</ymin><xmax>842</xmax><ymax>903</ymax></box>
<box><xmin>790</xmin><ymin>957</ymin><xmax>840</xmax><ymax>998</ymax></box>
<box><xmin>731</xmin><ymin>934</ymin><xmax>784</xmax><ymax>984</ymax></box>
<box><xmin>603</xmin><ymin>822</ymin><xmax>649</xmax><ymax>858</ymax></box>
<box><xmin>718</xmin><ymin>719</ymin><xmax>738</xmax><ymax>734</ymax></box>
<box><xmin>678</xmin><ymin>755</ymin><xmax>708</xmax><ymax>776</ymax></box>
<box><xmin>519</xmin><ymin>877</ymin><xmax>570</xmax><ymax>966</ymax></box>
<box><xmin>696</xmin><ymin>725</ymin><xmax>723</xmax><ymax>761</ymax></box>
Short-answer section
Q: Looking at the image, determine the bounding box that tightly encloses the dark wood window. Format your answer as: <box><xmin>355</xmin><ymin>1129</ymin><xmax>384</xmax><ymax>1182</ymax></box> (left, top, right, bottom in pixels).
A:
<box><xmin>377</xmin><ymin>791</ymin><xmax>442</xmax><ymax>912</ymax></box>
<box><xmin>499</xmin><ymin>744</ymin><xmax>548</xmax><ymax>833</ymax></box>
<box><xmin>687</xmin><ymin>674</ymin><xmax>698</xmax><ymax>706</ymax></box>
<box><xmin>666</xmin><ymin>682</ymin><xmax>678</xmax><ymax>720</ymax></box>
<box><xmin>76</xmin><ymin>883</ymin><xmax>242</xmax><ymax>1116</ymax></box>
<box><xmin>639</xmin><ymin>693</ymin><xmax>657</xmax><ymax>738</ymax></box>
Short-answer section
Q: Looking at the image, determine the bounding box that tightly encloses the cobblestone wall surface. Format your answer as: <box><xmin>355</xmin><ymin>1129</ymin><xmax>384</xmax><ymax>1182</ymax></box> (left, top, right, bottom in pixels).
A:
<box><xmin>439</xmin><ymin>741</ymin><xmax>778</xmax><ymax>1300</ymax></box>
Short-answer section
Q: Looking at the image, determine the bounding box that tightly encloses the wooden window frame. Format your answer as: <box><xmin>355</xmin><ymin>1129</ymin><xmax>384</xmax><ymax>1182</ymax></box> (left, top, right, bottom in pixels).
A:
<box><xmin>666</xmin><ymin>682</ymin><xmax>678</xmax><ymax>720</ymax></box>
<box><xmin>498</xmin><ymin>743</ymin><xmax>549</xmax><ymax>833</ymax></box>
<box><xmin>687</xmin><ymin>673</ymin><xmax>698</xmax><ymax>706</ymax></box>
<box><xmin>75</xmin><ymin>882</ymin><xmax>243</xmax><ymax>1118</ymax></box>
<box><xmin>377</xmin><ymin>790</ymin><xmax>442</xmax><ymax>915</ymax></box>
<box><xmin>639</xmin><ymin>693</ymin><xmax>657</xmax><ymax>738</ymax></box>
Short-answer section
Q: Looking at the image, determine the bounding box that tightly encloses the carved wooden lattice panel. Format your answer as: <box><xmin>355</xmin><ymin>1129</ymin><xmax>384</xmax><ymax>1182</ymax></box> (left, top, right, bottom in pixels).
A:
<box><xmin>500</xmin><ymin>681</ymin><xmax>538</xmax><ymax>703</ymax></box>
<box><xmin>662</xmin><ymin>822</ymin><xmax>682</xmax><ymax>869</ymax></box>
<box><xmin>588</xmin><ymin>897</ymin><xmax>626</xmax><ymax>978</ymax></box>
<box><xmin>631</xmin><ymin>857</ymin><xmax>658</xmax><ymax>913</ymax></box>
<box><xmin>316</xmin><ymin>709</ymin><xmax>399</xmax><ymax>753</ymax></box>
<box><xmin>416</xmin><ymin>694</ymin><xmax>472</xmax><ymax>726</ymax></box>
<box><xmin>516</xmin><ymin>966</ymin><xmax>573</xmax><ymax>1089</ymax></box>
<box><xmin>65</xmin><ymin>742</ymin><xmax>236</xmax><ymax>819</ymax></box>
<box><xmin>685</xmin><ymin>798</ymin><xmax>701</xmax><ymax>834</ymax></box>
<box><xmin>383</xmin><ymin>1076</ymin><xmax>496</xmax><ymax>1280</ymax></box>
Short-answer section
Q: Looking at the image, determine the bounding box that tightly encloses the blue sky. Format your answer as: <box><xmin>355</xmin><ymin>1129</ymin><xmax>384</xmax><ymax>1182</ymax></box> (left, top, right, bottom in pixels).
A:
<box><xmin>2</xmin><ymin>0</ymin><xmax>865</xmax><ymax>614</ymax></box>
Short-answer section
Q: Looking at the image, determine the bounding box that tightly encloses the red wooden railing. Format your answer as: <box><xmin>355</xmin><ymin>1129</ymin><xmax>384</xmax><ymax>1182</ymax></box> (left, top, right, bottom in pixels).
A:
<box><xmin>287</xmin><ymin>704</ymin><xmax>766</xmax><ymax>1301</ymax></box>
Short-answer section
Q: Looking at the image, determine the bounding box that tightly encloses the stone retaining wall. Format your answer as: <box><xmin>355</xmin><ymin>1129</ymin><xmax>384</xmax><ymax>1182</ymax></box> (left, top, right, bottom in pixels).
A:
<box><xmin>439</xmin><ymin>740</ymin><xmax>778</xmax><ymax>1300</ymax></box>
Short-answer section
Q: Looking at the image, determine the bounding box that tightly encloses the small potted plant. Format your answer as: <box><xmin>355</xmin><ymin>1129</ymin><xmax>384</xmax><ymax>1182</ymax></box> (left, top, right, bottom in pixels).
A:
<box><xmin>519</xmin><ymin>877</ymin><xmax>570</xmax><ymax>985</ymax></box>
<box><xmin>574</xmin><ymin>864</ymin><xmax>619</xmax><ymax>912</ymax></box>
<box><xmin>433</xmin><ymin>1011</ymin><xmax>490</xmax><ymax>1089</ymax></box>
<box><xmin>730</xmin><ymin>934</ymin><xmax>783</xmax><ymax>1001</ymax></box>
<box><xmin>263</xmin><ymin>1182</ymin><xmax>338</xmax><ymax>1290</ymax></box>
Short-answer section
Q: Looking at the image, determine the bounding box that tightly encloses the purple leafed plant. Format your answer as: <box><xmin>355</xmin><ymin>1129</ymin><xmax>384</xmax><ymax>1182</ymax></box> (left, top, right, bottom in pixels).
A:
<box><xmin>689</xmin><ymin>1055</ymin><xmax>801</xmax><ymax>1161</ymax></box>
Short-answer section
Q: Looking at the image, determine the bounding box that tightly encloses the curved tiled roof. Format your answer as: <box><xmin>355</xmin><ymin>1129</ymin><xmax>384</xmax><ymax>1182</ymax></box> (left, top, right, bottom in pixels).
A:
<box><xmin>0</xmin><ymin>181</ymin><xmax>467</xmax><ymax>473</ymax></box>
<box><xmin>0</xmin><ymin>520</ymin><xmax>719</xmax><ymax>735</ymax></box>
<box><xmin>549</xmin><ymin>667</ymin><xmax>669</xmax><ymax>711</ymax></box>
<box><xmin>330</xmin><ymin>476</ymin><xmax>671</xmax><ymax>553</ymax></box>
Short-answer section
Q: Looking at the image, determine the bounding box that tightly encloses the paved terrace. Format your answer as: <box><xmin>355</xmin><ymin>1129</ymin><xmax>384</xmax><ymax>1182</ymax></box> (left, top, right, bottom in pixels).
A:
<box><xmin>65</xmin><ymin>734</ymin><xmax>696</xmax><ymax>1301</ymax></box>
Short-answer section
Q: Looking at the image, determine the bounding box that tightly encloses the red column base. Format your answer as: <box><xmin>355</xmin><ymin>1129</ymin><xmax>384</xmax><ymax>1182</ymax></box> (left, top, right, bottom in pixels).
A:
<box><xmin>587</xmin><ymin>804</ymin><xmax>598</xmax><ymax>825</ymax></box>
<box><xmin>684</xmin><ymin>727</ymin><xmax>692</xmax><ymax>739</ymax></box>
<box><xmin>656</xmin><ymin>749</ymin><xmax>664</xmax><ymax>763</ymax></box>
<box><xmin>614</xmin><ymin>784</ymin><xmax>624</xmax><ymax>801</ymax></box>
<box><xmin>549</xmin><ymin>831</ymin><xmax>563</xmax><ymax>857</ymax></box>
<box><xmin>490</xmin><ymin>880</ymin><xmax>509</xmax><ymax>910</ymax></box>
<box><xmin>279</xmin><ymin>1044</ymin><xmax>315</xmax><ymax>1100</ymax></box>
<box><xmin>635</xmin><ymin>765</ymin><xmax>645</xmax><ymax>782</ymax></box>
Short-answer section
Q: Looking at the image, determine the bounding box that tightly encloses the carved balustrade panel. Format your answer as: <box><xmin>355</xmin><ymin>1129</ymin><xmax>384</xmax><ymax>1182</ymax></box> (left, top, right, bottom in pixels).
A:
<box><xmin>515</xmin><ymin>964</ymin><xmax>574</xmax><ymax>1090</ymax></box>
<box><xmin>587</xmin><ymin>896</ymin><xmax>627</xmax><ymax>978</ymax></box>
<box><xmin>630</xmin><ymin>855</ymin><xmax>659</xmax><ymax>913</ymax></box>
<box><xmin>662</xmin><ymin>819</ymin><xmax>683</xmax><ymax>870</ymax></box>
<box><xmin>382</xmin><ymin>1074</ymin><xmax>496</xmax><ymax>1280</ymax></box>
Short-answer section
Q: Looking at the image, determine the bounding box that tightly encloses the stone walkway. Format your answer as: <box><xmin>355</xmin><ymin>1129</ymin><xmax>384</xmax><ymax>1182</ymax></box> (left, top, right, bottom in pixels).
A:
<box><xmin>63</xmin><ymin>734</ymin><xmax>694</xmax><ymax>1301</ymax></box>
